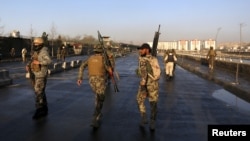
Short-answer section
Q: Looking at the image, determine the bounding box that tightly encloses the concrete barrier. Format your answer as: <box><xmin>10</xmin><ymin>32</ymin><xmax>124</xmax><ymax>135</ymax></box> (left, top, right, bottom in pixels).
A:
<box><xmin>62</xmin><ymin>61</ymin><xmax>71</xmax><ymax>70</ymax></box>
<box><xmin>76</xmin><ymin>60</ymin><xmax>82</xmax><ymax>67</ymax></box>
<box><xmin>73</xmin><ymin>60</ymin><xmax>82</xmax><ymax>68</ymax></box>
<box><xmin>48</xmin><ymin>60</ymin><xmax>81</xmax><ymax>74</ymax></box>
<box><xmin>0</xmin><ymin>69</ymin><xmax>12</xmax><ymax>87</ymax></box>
<box><xmin>70</xmin><ymin>60</ymin><xmax>82</xmax><ymax>68</ymax></box>
<box><xmin>70</xmin><ymin>60</ymin><xmax>77</xmax><ymax>68</ymax></box>
<box><xmin>48</xmin><ymin>62</ymin><xmax>64</xmax><ymax>74</ymax></box>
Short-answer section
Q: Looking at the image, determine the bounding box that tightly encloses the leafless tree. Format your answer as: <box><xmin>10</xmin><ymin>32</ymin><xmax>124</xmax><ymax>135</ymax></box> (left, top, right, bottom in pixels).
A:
<box><xmin>30</xmin><ymin>24</ymin><xmax>34</xmax><ymax>51</ymax></box>
<box><xmin>0</xmin><ymin>18</ymin><xmax>4</xmax><ymax>36</ymax></box>
<box><xmin>50</xmin><ymin>22</ymin><xmax>57</xmax><ymax>57</ymax></box>
<box><xmin>82</xmin><ymin>35</ymin><xmax>98</xmax><ymax>45</ymax></box>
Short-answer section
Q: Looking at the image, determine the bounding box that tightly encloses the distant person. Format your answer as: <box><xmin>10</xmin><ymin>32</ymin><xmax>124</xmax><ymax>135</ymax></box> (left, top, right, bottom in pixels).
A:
<box><xmin>10</xmin><ymin>48</ymin><xmax>15</xmax><ymax>60</ymax></box>
<box><xmin>61</xmin><ymin>46</ymin><xmax>66</xmax><ymax>62</ymax></box>
<box><xmin>21</xmin><ymin>48</ymin><xmax>27</xmax><ymax>62</ymax></box>
<box><xmin>206</xmin><ymin>46</ymin><xmax>217</xmax><ymax>70</ymax></box>
<box><xmin>56</xmin><ymin>47</ymin><xmax>61</xmax><ymax>62</ymax></box>
<box><xmin>164</xmin><ymin>49</ymin><xmax>177</xmax><ymax>80</ymax></box>
<box><xmin>77</xmin><ymin>45</ymin><xmax>113</xmax><ymax>128</ymax></box>
<box><xmin>26</xmin><ymin>37</ymin><xmax>52</xmax><ymax>119</ymax></box>
<box><xmin>136</xmin><ymin>43</ymin><xmax>160</xmax><ymax>131</ymax></box>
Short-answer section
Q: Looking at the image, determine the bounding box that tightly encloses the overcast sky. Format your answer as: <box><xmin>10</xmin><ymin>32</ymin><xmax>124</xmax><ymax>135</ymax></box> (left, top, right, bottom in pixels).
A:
<box><xmin>1</xmin><ymin>0</ymin><xmax>250</xmax><ymax>45</ymax></box>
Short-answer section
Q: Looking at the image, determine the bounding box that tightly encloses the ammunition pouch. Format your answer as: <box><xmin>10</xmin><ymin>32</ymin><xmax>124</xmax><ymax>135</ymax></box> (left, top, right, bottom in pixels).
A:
<box><xmin>31</xmin><ymin>62</ymin><xmax>41</xmax><ymax>72</ymax></box>
<box><xmin>30</xmin><ymin>51</ymin><xmax>41</xmax><ymax>72</ymax></box>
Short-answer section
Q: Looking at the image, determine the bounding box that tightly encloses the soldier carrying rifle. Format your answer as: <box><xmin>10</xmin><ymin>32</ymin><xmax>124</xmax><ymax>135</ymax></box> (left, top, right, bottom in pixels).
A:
<box><xmin>26</xmin><ymin>37</ymin><xmax>52</xmax><ymax>119</ymax></box>
<box><xmin>77</xmin><ymin>44</ymin><xmax>114</xmax><ymax>128</ymax></box>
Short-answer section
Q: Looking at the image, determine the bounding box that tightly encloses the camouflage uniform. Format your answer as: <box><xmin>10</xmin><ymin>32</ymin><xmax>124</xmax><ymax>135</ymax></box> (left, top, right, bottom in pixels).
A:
<box><xmin>77</xmin><ymin>51</ymin><xmax>110</xmax><ymax>127</ymax></box>
<box><xmin>61</xmin><ymin>47</ymin><xmax>66</xmax><ymax>62</ymax></box>
<box><xmin>29</xmin><ymin>46</ymin><xmax>52</xmax><ymax>119</ymax></box>
<box><xmin>137</xmin><ymin>54</ymin><xmax>159</xmax><ymax>129</ymax></box>
<box><xmin>206</xmin><ymin>47</ymin><xmax>217</xmax><ymax>70</ymax></box>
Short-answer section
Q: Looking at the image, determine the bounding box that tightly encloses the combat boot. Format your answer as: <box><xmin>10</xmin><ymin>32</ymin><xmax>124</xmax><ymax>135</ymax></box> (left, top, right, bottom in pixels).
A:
<box><xmin>149</xmin><ymin>102</ymin><xmax>157</xmax><ymax>131</ymax></box>
<box><xmin>32</xmin><ymin>106</ymin><xmax>48</xmax><ymax>119</ymax></box>
<box><xmin>90</xmin><ymin>96</ymin><xmax>104</xmax><ymax>128</ymax></box>
<box><xmin>32</xmin><ymin>108</ymin><xmax>41</xmax><ymax>119</ymax></box>
<box><xmin>150</xmin><ymin>120</ymin><xmax>155</xmax><ymax>131</ymax></box>
<box><xmin>140</xmin><ymin>112</ymin><xmax>148</xmax><ymax>127</ymax></box>
<box><xmin>91</xmin><ymin>113</ymin><xmax>102</xmax><ymax>128</ymax></box>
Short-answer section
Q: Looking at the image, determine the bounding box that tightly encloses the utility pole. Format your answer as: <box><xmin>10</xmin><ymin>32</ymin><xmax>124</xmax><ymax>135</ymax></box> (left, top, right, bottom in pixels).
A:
<box><xmin>215</xmin><ymin>27</ymin><xmax>221</xmax><ymax>50</ymax></box>
<box><xmin>30</xmin><ymin>24</ymin><xmax>33</xmax><ymax>53</ymax></box>
<box><xmin>235</xmin><ymin>23</ymin><xmax>246</xmax><ymax>84</ymax></box>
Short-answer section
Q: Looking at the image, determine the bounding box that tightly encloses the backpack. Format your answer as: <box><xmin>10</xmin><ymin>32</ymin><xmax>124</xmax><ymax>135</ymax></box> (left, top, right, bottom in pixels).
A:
<box><xmin>209</xmin><ymin>50</ymin><xmax>216</xmax><ymax>56</ymax></box>
<box><xmin>145</xmin><ymin>57</ymin><xmax>161</xmax><ymax>81</ymax></box>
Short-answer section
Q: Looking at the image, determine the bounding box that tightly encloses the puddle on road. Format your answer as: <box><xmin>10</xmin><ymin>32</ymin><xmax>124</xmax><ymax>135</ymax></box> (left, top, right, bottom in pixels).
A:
<box><xmin>212</xmin><ymin>89</ymin><xmax>250</xmax><ymax>112</ymax></box>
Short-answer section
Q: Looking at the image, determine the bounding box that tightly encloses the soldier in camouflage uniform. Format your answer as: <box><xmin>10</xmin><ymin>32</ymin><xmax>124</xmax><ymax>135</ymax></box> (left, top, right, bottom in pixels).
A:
<box><xmin>136</xmin><ymin>43</ymin><xmax>159</xmax><ymax>131</ymax></box>
<box><xmin>26</xmin><ymin>37</ymin><xmax>52</xmax><ymax>119</ymax></box>
<box><xmin>206</xmin><ymin>46</ymin><xmax>217</xmax><ymax>70</ymax></box>
<box><xmin>77</xmin><ymin>45</ymin><xmax>113</xmax><ymax>128</ymax></box>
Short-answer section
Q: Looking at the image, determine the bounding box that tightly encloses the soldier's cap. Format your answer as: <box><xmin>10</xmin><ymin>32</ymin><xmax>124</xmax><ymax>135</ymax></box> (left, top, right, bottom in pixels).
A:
<box><xmin>137</xmin><ymin>43</ymin><xmax>151</xmax><ymax>51</ymax></box>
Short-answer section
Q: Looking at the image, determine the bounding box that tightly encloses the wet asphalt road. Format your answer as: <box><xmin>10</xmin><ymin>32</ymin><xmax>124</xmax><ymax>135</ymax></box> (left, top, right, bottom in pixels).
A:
<box><xmin>1</xmin><ymin>53</ymin><xmax>250</xmax><ymax>141</ymax></box>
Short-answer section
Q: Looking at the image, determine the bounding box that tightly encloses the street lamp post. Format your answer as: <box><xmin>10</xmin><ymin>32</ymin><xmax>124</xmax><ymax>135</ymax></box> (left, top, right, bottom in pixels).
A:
<box><xmin>215</xmin><ymin>27</ymin><xmax>221</xmax><ymax>50</ymax></box>
<box><xmin>235</xmin><ymin>23</ymin><xmax>246</xmax><ymax>84</ymax></box>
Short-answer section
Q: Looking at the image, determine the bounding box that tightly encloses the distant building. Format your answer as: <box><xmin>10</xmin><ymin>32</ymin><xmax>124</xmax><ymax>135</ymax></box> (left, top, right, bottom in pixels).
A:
<box><xmin>204</xmin><ymin>39</ymin><xmax>215</xmax><ymax>49</ymax></box>
<box><xmin>190</xmin><ymin>39</ymin><xmax>201</xmax><ymax>50</ymax></box>
<box><xmin>102</xmin><ymin>36</ymin><xmax>111</xmax><ymax>47</ymax></box>
<box><xmin>178</xmin><ymin>40</ymin><xmax>189</xmax><ymax>50</ymax></box>
<box><xmin>148</xmin><ymin>39</ymin><xmax>218</xmax><ymax>51</ymax></box>
<box><xmin>10</xmin><ymin>30</ymin><xmax>20</xmax><ymax>38</ymax></box>
<box><xmin>147</xmin><ymin>41</ymin><xmax>178</xmax><ymax>50</ymax></box>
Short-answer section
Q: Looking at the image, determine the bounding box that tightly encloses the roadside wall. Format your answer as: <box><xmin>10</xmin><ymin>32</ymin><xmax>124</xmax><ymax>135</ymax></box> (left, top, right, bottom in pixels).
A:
<box><xmin>177</xmin><ymin>54</ymin><xmax>250</xmax><ymax>79</ymax></box>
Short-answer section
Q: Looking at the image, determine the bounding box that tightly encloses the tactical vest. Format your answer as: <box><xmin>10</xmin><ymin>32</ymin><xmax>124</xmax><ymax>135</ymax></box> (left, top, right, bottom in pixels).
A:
<box><xmin>167</xmin><ymin>54</ymin><xmax>174</xmax><ymax>62</ymax></box>
<box><xmin>209</xmin><ymin>50</ymin><xmax>215</xmax><ymax>56</ymax></box>
<box><xmin>88</xmin><ymin>55</ymin><xmax>105</xmax><ymax>76</ymax></box>
<box><xmin>30</xmin><ymin>51</ymin><xmax>41</xmax><ymax>72</ymax></box>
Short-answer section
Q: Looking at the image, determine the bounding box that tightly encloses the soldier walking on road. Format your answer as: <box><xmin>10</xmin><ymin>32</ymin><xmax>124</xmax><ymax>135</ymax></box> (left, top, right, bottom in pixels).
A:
<box><xmin>21</xmin><ymin>48</ymin><xmax>27</xmax><ymax>63</ymax></box>
<box><xmin>56</xmin><ymin>47</ymin><xmax>61</xmax><ymax>62</ymax></box>
<box><xmin>61</xmin><ymin>45</ymin><xmax>66</xmax><ymax>62</ymax></box>
<box><xmin>206</xmin><ymin>46</ymin><xmax>217</xmax><ymax>70</ymax></box>
<box><xmin>164</xmin><ymin>49</ymin><xmax>177</xmax><ymax>80</ymax></box>
<box><xmin>10</xmin><ymin>47</ymin><xmax>15</xmax><ymax>60</ymax></box>
<box><xmin>26</xmin><ymin>37</ymin><xmax>52</xmax><ymax>119</ymax></box>
<box><xmin>136</xmin><ymin>43</ymin><xmax>160</xmax><ymax>131</ymax></box>
<box><xmin>77</xmin><ymin>45</ymin><xmax>113</xmax><ymax>128</ymax></box>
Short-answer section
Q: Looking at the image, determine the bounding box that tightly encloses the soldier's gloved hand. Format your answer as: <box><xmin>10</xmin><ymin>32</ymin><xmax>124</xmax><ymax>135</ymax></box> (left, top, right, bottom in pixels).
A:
<box><xmin>25</xmin><ymin>65</ymin><xmax>30</xmax><ymax>72</ymax></box>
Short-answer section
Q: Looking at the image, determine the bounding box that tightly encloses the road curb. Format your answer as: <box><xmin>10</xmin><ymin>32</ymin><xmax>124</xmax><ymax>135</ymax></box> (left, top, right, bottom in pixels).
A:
<box><xmin>0</xmin><ymin>69</ymin><xmax>13</xmax><ymax>87</ymax></box>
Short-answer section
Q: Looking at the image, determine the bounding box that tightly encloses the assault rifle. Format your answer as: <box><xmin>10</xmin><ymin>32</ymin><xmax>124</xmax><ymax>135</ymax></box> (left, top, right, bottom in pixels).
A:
<box><xmin>151</xmin><ymin>25</ymin><xmax>161</xmax><ymax>57</ymax></box>
<box><xmin>97</xmin><ymin>31</ymin><xmax>119</xmax><ymax>93</ymax></box>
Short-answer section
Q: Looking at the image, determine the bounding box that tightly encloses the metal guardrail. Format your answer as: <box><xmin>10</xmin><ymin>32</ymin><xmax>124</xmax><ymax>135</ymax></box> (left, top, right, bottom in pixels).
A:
<box><xmin>176</xmin><ymin>52</ymin><xmax>250</xmax><ymax>64</ymax></box>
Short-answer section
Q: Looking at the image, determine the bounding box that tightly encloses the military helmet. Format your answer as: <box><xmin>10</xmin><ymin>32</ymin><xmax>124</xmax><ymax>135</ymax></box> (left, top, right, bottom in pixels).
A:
<box><xmin>33</xmin><ymin>37</ymin><xmax>44</xmax><ymax>45</ymax></box>
<box><xmin>93</xmin><ymin>44</ymin><xmax>103</xmax><ymax>52</ymax></box>
<box><xmin>33</xmin><ymin>37</ymin><xmax>44</xmax><ymax>51</ymax></box>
